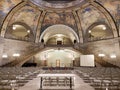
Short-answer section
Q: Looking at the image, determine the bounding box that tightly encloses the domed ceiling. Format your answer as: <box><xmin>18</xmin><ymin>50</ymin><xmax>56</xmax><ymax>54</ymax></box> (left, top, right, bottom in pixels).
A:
<box><xmin>0</xmin><ymin>0</ymin><xmax>119</xmax><ymax>26</ymax></box>
<box><xmin>30</xmin><ymin>0</ymin><xmax>86</xmax><ymax>9</ymax></box>
<box><xmin>0</xmin><ymin>0</ymin><xmax>120</xmax><ymax>43</ymax></box>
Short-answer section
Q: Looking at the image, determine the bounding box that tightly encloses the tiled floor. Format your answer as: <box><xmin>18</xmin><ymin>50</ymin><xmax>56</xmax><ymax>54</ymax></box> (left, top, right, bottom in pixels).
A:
<box><xmin>18</xmin><ymin>74</ymin><xmax>94</xmax><ymax>90</ymax></box>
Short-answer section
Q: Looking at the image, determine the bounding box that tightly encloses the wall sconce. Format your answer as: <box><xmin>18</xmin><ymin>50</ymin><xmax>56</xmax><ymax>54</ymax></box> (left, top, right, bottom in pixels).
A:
<box><xmin>2</xmin><ymin>54</ymin><xmax>8</xmax><ymax>58</ymax></box>
<box><xmin>110</xmin><ymin>54</ymin><xmax>116</xmax><ymax>58</ymax></box>
<box><xmin>98</xmin><ymin>54</ymin><xmax>105</xmax><ymax>57</ymax></box>
<box><xmin>13</xmin><ymin>53</ymin><xmax>20</xmax><ymax>57</ymax></box>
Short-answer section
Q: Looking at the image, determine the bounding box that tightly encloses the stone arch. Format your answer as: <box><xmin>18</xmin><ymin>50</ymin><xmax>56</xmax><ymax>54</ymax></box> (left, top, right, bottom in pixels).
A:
<box><xmin>0</xmin><ymin>1</ymin><xmax>26</xmax><ymax>37</ymax></box>
<box><xmin>5</xmin><ymin>22</ymin><xmax>35</xmax><ymax>42</ymax></box>
<box><xmin>91</xmin><ymin>1</ymin><xmax>118</xmax><ymax>37</ymax></box>
<box><xmin>39</xmin><ymin>24</ymin><xmax>80</xmax><ymax>44</ymax></box>
<box><xmin>85</xmin><ymin>22</ymin><xmax>114</xmax><ymax>42</ymax></box>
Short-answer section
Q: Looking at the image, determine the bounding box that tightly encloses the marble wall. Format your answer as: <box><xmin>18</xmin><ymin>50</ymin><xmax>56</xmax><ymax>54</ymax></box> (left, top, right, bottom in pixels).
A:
<box><xmin>0</xmin><ymin>36</ymin><xmax>34</xmax><ymax>66</ymax></box>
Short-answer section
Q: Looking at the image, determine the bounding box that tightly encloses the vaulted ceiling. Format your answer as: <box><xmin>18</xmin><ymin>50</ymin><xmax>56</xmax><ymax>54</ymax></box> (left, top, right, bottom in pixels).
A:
<box><xmin>0</xmin><ymin>0</ymin><xmax>120</xmax><ymax>43</ymax></box>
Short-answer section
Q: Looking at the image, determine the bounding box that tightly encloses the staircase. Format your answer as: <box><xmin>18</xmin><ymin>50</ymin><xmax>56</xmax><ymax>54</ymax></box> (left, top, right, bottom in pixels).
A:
<box><xmin>3</xmin><ymin>43</ymin><xmax>118</xmax><ymax>67</ymax></box>
<box><xmin>95</xmin><ymin>57</ymin><xmax>119</xmax><ymax>67</ymax></box>
<box><xmin>74</xmin><ymin>43</ymin><xmax>119</xmax><ymax>67</ymax></box>
<box><xmin>3</xmin><ymin>43</ymin><xmax>45</xmax><ymax>67</ymax></box>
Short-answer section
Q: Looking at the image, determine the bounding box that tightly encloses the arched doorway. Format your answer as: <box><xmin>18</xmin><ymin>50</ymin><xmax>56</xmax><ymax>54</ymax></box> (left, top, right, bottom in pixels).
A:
<box><xmin>33</xmin><ymin>49</ymin><xmax>80</xmax><ymax>67</ymax></box>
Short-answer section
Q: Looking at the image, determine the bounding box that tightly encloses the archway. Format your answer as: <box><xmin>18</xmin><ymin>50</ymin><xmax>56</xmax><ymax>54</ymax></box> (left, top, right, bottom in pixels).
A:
<box><xmin>33</xmin><ymin>49</ymin><xmax>80</xmax><ymax>67</ymax></box>
<box><xmin>85</xmin><ymin>22</ymin><xmax>114</xmax><ymax>42</ymax></box>
<box><xmin>5</xmin><ymin>22</ymin><xmax>35</xmax><ymax>42</ymax></box>
<box><xmin>39</xmin><ymin>24</ymin><xmax>80</xmax><ymax>45</ymax></box>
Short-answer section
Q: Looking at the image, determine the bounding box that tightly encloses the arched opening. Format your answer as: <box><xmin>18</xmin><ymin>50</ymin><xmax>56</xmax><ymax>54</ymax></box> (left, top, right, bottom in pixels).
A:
<box><xmin>5</xmin><ymin>22</ymin><xmax>35</xmax><ymax>42</ymax></box>
<box><xmin>86</xmin><ymin>23</ymin><xmax>114</xmax><ymax>42</ymax></box>
<box><xmin>28</xmin><ymin>49</ymin><xmax>80</xmax><ymax>67</ymax></box>
<box><xmin>46</xmin><ymin>34</ymin><xmax>73</xmax><ymax>45</ymax></box>
<box><xmin>39</xmin><ymin>24</ymin><xmax>80</xmax><ymax>45</ymax></box>
<box><xmin>22</xmin><ymin>57</ymin><xmax>37</xmax><ymax>67</ymax></box>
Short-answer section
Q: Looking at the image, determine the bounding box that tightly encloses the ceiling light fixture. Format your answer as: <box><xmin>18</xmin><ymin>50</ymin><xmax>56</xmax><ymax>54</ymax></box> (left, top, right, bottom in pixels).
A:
<box><xmin>13</xmin><ymin>25</ymin><xmax>16</xmax><ymax>30</ymax></box>
<box><xmin>56</xmin><ymin>34</ymin><xmax>62</xmax><ymax>37</ymax></box>
<box><xmin>103</xmin><ymin>26</ymin><xmax>106</xmax><ymax>30</ymax></box>
<box><xmin>89</xmin><ymin>30</ymin><xmax>91</xmax><ymax>33</ymax></box>
<box><xmin>27</xmin><ymin>30</ymin><xmax>30</xmax><ymax>33</ymax></box>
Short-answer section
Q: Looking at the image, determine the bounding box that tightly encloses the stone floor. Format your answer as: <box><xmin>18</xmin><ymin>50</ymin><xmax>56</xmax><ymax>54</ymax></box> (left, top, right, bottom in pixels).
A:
<box><xmin>18</xmin><ymin>74</ymin><xmax>95</xmax><ymax>90</ymax></box>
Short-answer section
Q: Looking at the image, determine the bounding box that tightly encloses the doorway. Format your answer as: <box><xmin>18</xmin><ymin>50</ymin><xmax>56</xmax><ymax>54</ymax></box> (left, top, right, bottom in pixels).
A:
<box><xmin>56</xmin><ymin>60</ymin><xmax>60</xmax><ymax>67</ymax></box>
<box><xmin>57</xmin><ymin>40</ymin><xmax>62</xmax><ymax>45</ymax></box>
<box><xmin>44</xmin><ymin>60</ymin><xmax>47</xmax><ymax>66</ymax></box>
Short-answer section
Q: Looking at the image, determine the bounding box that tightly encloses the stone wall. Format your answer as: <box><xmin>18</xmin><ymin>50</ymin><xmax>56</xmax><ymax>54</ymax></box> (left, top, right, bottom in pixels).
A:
<box><xmin>0</xmin><ymin>36</ymin><xmax>34</xmax><ymax>66</ymax></box>
<box><xmin>82</xmin><ymin>38</ymin><xmax>120</xmax><ymax>67</ymax></box>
